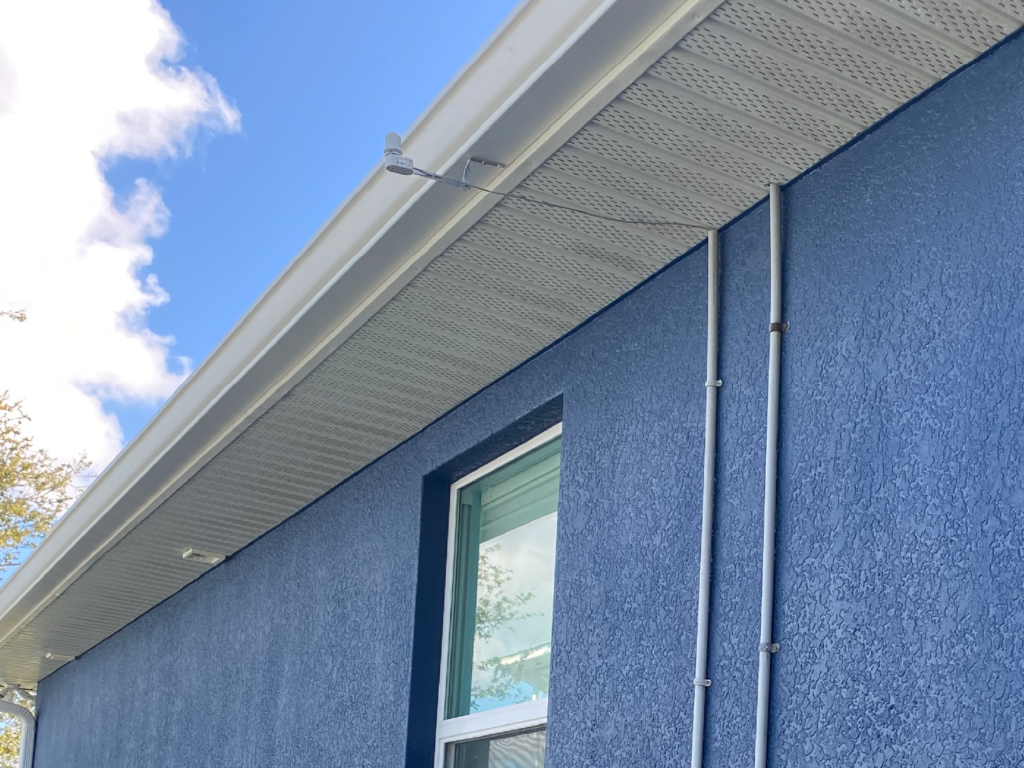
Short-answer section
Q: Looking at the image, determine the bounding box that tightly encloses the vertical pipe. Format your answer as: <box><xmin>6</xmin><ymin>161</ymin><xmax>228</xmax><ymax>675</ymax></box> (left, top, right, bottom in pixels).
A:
<box><xmin>753</xmin><ymin>183</ymin><xmax>783</xmax><ymax>768</ymax></box>
<box><xmin>690</xmin><ymin>230</ymin><xmax>721</xmax><ymax>768</ymax></box>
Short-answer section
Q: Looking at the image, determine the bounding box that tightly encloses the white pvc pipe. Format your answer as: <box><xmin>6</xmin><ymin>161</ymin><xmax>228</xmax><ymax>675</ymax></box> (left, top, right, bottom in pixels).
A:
<box><xmin>0</xmin><ymin>699</ymin><xmax>35</xmax><ymax>768</ymax></box>
<box><xmin>753</xmin><ymin>183</ymin><xmax>783</xmax><ymax>768</ymax></box>
<box><xmin>689</xmin><ymin>230</ymin><xmax>721</xmax><ymax>768</ymax></box>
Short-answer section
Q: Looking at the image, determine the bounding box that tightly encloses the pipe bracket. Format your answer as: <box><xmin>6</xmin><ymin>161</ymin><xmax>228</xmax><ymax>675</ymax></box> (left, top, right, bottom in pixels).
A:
<box><xmin>759</xmin><ymin>642</ymin><xmax>780</xmax><ymax>654</ymax></box>
<box><xmin>705</xmin><ymin>380</ymin><xmax>722</xmax><ymax>388</ymax></box>
<box><xmin>694</xmin><ymin>678</ymin><xmax>711</xmax><ymax>687</ymax></box>
<box><xmin>768</xmin><ymin>321</ymin><xmax>790</xmax><ymax>333</ymax></box>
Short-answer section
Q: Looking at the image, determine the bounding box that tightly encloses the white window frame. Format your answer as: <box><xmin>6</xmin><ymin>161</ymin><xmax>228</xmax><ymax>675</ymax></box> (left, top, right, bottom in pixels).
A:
<box><xmin>434</xmin><ymin>422</ymin><xmax>563</xmax><ymax>768</ymax></box>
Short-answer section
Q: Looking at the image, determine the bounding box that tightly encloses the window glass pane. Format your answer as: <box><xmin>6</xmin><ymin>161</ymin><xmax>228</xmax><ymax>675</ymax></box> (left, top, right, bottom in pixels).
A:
<box><xmin>447</xmin><ymin>727</ymin><xmax>547</xmax><ymax>768</ymax></box>
<box><xmin>445</xmin><ymin>436</ymin><xmax>561</xmax><ymax>719</ymax></box>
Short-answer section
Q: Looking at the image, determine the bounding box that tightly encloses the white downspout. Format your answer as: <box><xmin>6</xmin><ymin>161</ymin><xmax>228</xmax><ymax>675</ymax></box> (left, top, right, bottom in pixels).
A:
<box><xmin>690</xmin><ymin>229</ymin><xmax>721</xmax><ymax>768</ymax></box>
<box><xmin>753</xmin><ymin>183</ymin><xmax>784</xmax><ymax>768</ymax></box>
<box><xmin>0</xmin><ymin>696</ymin><xmax>35</xmax><ymax>768</ymax></box>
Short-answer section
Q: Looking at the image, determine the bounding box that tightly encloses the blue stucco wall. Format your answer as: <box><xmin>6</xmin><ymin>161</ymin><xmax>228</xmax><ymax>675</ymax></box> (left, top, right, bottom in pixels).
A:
<box><xmin>34</xmin><ymin>29</ymin><xmax>1024</xmax><ymax>768</ymax></box>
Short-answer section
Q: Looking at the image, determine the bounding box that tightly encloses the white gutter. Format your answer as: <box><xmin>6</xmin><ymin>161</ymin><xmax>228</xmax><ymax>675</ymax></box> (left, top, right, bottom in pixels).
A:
<box><xmin>753</xmin><ymin>183</ymin><xmax>784</xmax><ymax>768</ymax></box>
<box><xmin>0</xmin><ymin>698</ymin><xmax>34</xmax><ymax>768</ymax></box>
<box><xmin>0</xmin><ymin>0</ymin><xmax>727</xmax><ymax>674</ymax></box>
<box><xmin>689</xmin><ymin>229</ymin><xmax>720</xmax><ymax>768</ymax></box>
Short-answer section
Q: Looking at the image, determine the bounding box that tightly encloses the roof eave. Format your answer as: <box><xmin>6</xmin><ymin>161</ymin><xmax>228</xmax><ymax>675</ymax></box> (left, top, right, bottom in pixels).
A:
<box><xmin>0</xmin><ymin>0</ymin><xmax>725</xmax><ymax>653</ymax></box>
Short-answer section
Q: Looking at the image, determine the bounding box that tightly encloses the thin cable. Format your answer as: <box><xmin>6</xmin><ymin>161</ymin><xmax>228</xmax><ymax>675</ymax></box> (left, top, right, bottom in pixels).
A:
<box><xmin>412</xmin><ymin>166</ymin><xmax>710</xmax><ymax>231</ymax></box>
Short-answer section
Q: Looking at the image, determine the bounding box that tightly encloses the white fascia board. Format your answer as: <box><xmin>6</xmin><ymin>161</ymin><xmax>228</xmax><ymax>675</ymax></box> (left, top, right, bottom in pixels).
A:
<box><xmin>0</xmin><ymin>0</ymin><xmax>724</xmax><ymax>646</ymax></box>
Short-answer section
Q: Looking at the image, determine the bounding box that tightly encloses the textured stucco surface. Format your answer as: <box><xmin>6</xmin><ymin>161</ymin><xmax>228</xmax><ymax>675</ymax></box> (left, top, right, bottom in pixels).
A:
<box><xmin>768</xmin><ymin>34</ymin><xmax>1024</xmax><ymax>764</ymax></box>
<box><xmin>35</xmin><ymin>29</ymin><xmax>1024</xmax><ymax>768</ymax></box>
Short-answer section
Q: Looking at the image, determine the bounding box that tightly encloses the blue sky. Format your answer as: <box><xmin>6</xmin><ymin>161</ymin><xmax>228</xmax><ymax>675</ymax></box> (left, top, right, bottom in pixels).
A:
<box><xmin>104</xmin><ymin>0</ymin><xmax>521</xmax><ymax>441</ymax></box>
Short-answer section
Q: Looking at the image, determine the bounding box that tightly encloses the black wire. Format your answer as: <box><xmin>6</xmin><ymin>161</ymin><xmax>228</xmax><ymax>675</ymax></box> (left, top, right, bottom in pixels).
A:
<box><xmin>413</xmin><ymin>167</ymin><xmax>709</xmax><ymax>231</ymax></box>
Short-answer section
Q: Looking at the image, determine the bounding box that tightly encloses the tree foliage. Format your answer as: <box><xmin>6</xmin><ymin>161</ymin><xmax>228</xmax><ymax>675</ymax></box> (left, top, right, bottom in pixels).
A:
<box><xmin>0</xmin><ymin>691</ymin><xmax>34</xmax><ymax>768</ymax></box>
<box><xmin>0</xmin><ymin>717</ymin><xmax>19</xmax><ymax>768</ymax></box>
<box><xmin>0</xmin><ymin>393</ymin><xmax>89</xmax><ymax>571</ymax></box>
<box><xmin>0</xmin><ymin>309</ymin><xmax>86</xmax><ymax>765</ymax></box>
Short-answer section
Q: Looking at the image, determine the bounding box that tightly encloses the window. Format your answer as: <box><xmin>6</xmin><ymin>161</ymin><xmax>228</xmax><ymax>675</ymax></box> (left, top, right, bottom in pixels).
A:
<box><xmin>436</xmin><ymin>424</ymin><xmax>562</xmax><ymax>768</ymax></box>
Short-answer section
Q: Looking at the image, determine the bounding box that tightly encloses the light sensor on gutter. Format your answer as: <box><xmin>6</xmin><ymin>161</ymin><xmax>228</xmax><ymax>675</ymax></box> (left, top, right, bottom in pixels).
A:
<box><xmin>383</xmin><ymin>132</ymin><xmax>415</xmax><ymax>175</ymax></box>
<box><xmin>181</xmin><ymin>548</ymin><xmax>225</xmax><ymax>566</ymax></box>
<box><xmin>44</xmin><ymin>652</ymin><xmax>75</xmax><ymax>662</ymax></box>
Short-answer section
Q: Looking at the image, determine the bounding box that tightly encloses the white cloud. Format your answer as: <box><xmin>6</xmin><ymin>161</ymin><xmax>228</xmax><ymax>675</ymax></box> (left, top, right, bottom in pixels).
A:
<box><xmin>0</xmin><ymin>0</ymin><xmax>240</xmax><ymax>470</ymax></box>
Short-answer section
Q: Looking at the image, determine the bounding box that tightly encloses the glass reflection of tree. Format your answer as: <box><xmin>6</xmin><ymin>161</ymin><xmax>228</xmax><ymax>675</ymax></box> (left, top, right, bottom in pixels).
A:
<box><xmin>471</xmin><ymin>544</ymin><xmax>539</xmax><ymax>708</ymax></box>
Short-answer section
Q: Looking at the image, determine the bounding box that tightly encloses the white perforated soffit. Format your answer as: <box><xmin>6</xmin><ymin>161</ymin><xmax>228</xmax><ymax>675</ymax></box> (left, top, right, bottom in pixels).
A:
<box><xmin>4</xmin><ymin>0</ymin><xmax>1020</xmax><ymax>686</ymax></box>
